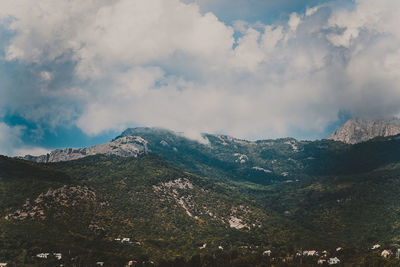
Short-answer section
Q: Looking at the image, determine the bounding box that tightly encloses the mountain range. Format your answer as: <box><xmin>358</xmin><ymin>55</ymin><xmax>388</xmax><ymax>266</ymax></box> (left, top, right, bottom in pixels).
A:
<box><xmin>3</xmin><ymin>119</ymin><xmax>400</xmax><ymax>265</ymax></box>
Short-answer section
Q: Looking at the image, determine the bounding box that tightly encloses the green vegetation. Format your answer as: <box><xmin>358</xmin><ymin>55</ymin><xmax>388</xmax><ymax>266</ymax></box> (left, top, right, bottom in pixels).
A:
<box><xmin>0</xmin><ymin>154</ymin><xmax>304</xmax><ymax>266</ymax></box>
<box><xmin>3</xmin><ymin>129</ymin><xmax>400</xmax><ymax>265</ymax></box>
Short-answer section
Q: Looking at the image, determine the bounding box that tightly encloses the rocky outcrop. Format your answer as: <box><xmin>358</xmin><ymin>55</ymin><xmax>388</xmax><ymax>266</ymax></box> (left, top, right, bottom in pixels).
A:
<box><xmin>5</xmin><ymin>185</ymin><xmax>97</xmax><ymax>220</ymax></box>
<box><xmin>22</xmin><ymin>136</ymin><xmax>149</xmax><ymax>163</ymax></box>
<box><xmin>329</xmin><ymin>118</ymin><xmax>400</xmax><ymax>144</ymax></box>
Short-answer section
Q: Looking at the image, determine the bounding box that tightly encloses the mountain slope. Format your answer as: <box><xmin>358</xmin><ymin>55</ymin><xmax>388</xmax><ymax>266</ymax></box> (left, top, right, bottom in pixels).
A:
<box><xmin>116</xmin><ymin>127</ymin><xmax>312</xmax><ymax>185</ymax></box>
<box><xmin>117</xmin><ymin>127</ymin><xmax>400</xmax><ymax>182</ymax></box>
<box><xmin>329</xmin><ymin>118</ymin><xmax>400</xmax><ymax>144</ymax></box>
<box><xmin>1</xmin><ymin>154</ymin><xmax>307</xmax><ymax>266</ymax></box>
<box><xmin>246</xmin><ymin>163</ymin><xmax>400</xmax><ymax>247</ymax></box>
<box><xmin>23</xmin><ymin>136</ymin><xmax>149</xmax><ymax>163</ymax></box>
<box><xmin>23</xmin><ymin>126</ymin><xmax>400</xmax><ymax>185</ymax></box>
<box><xmin>13</xmin><ymin>127</ymin><xmax>400</xmax><ymax>265</ymax></box>
<box><xmin>113</xmin><ymin>129</ymin><xmax>400</xmax><ymax>256</ymax></box>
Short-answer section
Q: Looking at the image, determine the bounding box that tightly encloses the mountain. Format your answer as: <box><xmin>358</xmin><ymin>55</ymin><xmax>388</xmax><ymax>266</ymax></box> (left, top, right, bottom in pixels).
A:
<box><xmin>23</xmin><ymin>136</ymin><xmax>149</xmax><ymax>163</ymax></box>
<box><xmin>23</xmin><ymin>127</ymin><xmax>312</xmax><ymax>184</ymax></box>
<box><xmin>11</xmin><ymin>126</ymin><xmax>400</xmax><ymax>265</ymax></box>
<box><xmin>116</xmin><ymin>127</ymin><xmax>400</xmax><ymax>182</ymax></box>
<box><xmin>116</xmin><ymin>127</ymin><xmax>315</xmax><ymax>185</ymax></box>
<box><xmin>329</xmin><ymin>118</ymin><xmax>400</xmax><ymax>144</ymax></box>
<box><xmin>0</xmin><ymin>154</ymin><xmax>307</xmax><ymax>266</ymax></box>
<box><xmin>23</xmin><ymin>126</ymin><xmax>400</xmax><ymax>184</ymax></box>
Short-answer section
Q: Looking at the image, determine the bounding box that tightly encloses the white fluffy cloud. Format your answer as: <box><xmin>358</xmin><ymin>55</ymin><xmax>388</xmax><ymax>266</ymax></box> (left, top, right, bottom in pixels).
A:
<box><xmin>0</xmin><ymin>123</ymin><xmax>48</xmax><ymax>156</ymax></box>
<box><xmin>1</xmin><ymin>0</ymin><xmax>400</xmax><ymax>141</ymax></box>
<box><xmin>0</xmin><ymin>123</ymin><xmax>23</xmax><ymax>155</ymax></box>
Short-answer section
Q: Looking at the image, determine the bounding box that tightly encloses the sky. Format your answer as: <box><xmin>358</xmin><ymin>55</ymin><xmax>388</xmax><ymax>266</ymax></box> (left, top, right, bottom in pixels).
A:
<box><xmin>1</xmin><ymin>0</ymin><xmax>400</xmax><ymax>156</ymax></box>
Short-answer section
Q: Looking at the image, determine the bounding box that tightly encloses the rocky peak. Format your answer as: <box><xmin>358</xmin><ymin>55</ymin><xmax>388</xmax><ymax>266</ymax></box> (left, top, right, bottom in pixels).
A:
<box><xmin>22</xmin><ymin>136</ymin><xmax>149</xmax><ymax>163</ymax></box>
<box><xmin>329</xmin><ymin>118</ymin><xmax>400</xmax><ymax>144</ymax></box>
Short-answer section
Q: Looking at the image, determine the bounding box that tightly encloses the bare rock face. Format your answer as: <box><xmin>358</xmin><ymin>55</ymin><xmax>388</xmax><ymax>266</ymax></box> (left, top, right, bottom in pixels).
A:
<box><xmin>329</xmin><ymin>118</ymin><xmax>400</xmax><ymax>144</ymax></box>
<box><xmin>22</xmin><ymin>136</ymin><xmax>149</xmax><ymax>163</ymax></box>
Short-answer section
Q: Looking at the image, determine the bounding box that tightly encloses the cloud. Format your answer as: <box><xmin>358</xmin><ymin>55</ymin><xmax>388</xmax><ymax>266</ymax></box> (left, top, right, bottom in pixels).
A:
<box><xmin>40</xmin><ymin>71</ymin><xmax>52</xmax><ymax>81</ymax></box>
<box><xmin>13</xmin><ymin>146</ymin><xmax>50</xmax><ymax>157</ymax></box>
<box><xmin>288</xmin><ymin>13</ymin><xmax>301</xmax><ymax>31</ymax></box>
<box><xmin>183</xmin><ymin>0</ymin><xmax>334</xmax><ymax>24</ymax></box>
<box><xmin>0</xmin><ymin>122</ymin><xmax>48</xmax><ymax>156</ymax></box>
<box><xmin>0</xmin><ymin>0</ymin><xmax>400</xmax><ymax>144</ymax></box>
<box><xmin>306</xmin><ymin>6</ymin><xmax>320</xmax><ymax>16</ymax></box>
<box><xmin>0</xmin><ymin>122</ymin><xmax>24</xmax><ymax>155</ymax></box>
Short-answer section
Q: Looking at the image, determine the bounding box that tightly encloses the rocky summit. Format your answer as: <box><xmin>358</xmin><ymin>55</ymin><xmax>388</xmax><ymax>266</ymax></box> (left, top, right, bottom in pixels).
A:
<box><xmin>22</xmin><ymin>135</ymin><xmax>149</xmax><ymax>163</ymax></box>
<box><xmin>329</xmin><ymin>118</ymin><xmax>400</xmax><ymax>144</ymax></box>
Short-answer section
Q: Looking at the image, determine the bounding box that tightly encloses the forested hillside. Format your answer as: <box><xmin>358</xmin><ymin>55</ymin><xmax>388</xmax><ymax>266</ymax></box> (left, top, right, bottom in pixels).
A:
<box><xmin>0</xmin><ymin>154</ymin><xmax>307</xmax><ymax>266</ymax></box>
<box><xmin>5</xmin><ymin>129</ymin><xmax>400</xmax><ymax>266</ymax></box>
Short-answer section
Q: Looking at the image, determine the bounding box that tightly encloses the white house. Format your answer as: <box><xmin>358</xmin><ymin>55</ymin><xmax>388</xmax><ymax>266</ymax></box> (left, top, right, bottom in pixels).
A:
<box><xmin>381</xmin><ymin>250</ymin><xmax>393</xmax><ymax>258</ymax></box>
<box><xmin>263</xmin><ymin>250</ymin><xmax>272</xmax><ymax>256</ymax></box>
<box><xmin>372</xmin><ymin>244</ymin><xmax>381</xmax><ymax>250</ymax></box>
<box><xmin>336</xmin><ymin>247</ymin><xmax>343</xmax><ymax>252</ymax></box>
<box><xmin>36</xmin><ymin>253</ymin><xmax>50</xmax><ymax>259</ymax></box>
<box><xmin>218</xmin><ymin>246</ymin><xmax>223</xmax><ymax>250</ymax></box>
<box><xmin>199</xmin><ymin>243</ymin><xmax>207</xmax><ymax>249</ymax></box>
<box><xmin>96</xmin><ymin>262</ymin><xmax>104</xmax><ymax>266</ymax></box>
<box><xmin>317</xmin><ymin>259</ymin><xmax>326</xmax><ymax>265</ymax></box>
<box><xmin>122</xmin><ymin>238</ymin><xmax>130</xmax><ymax>243</ymax></box>
<box><xmin>53</xmin><ymin>253</ymin><xmax>62</xmax><ymax>260</ymax></box>
<box><xmin>328</xmin><ymin>257</ymin><xmax>340</xmax><ymax>265</ymax></box>
<box><xmin>0</xmin><ymin>263</ymin><xmax>7</xmax><ymax>267</ymax></box>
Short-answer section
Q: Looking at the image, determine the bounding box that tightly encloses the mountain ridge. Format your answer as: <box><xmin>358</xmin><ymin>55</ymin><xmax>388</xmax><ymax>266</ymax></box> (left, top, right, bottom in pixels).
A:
<box><xmin>21</xmin><ymin>125</ymin><xmax>400</xmax><ymax>185</ymax></box>
<box><xmin>22</xmin><ymin>135</ymin><xmax>149</xmax><ymax>163</ymax></box>
<box><xmin>5</xmin><ymin>126</ymin><xmax>400</xmax><ymax>265</ymax></box>
<box><xmin>329</xmin><ymin>117</ymin><xmax>400</xmax><ymax>144</ymax></box>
